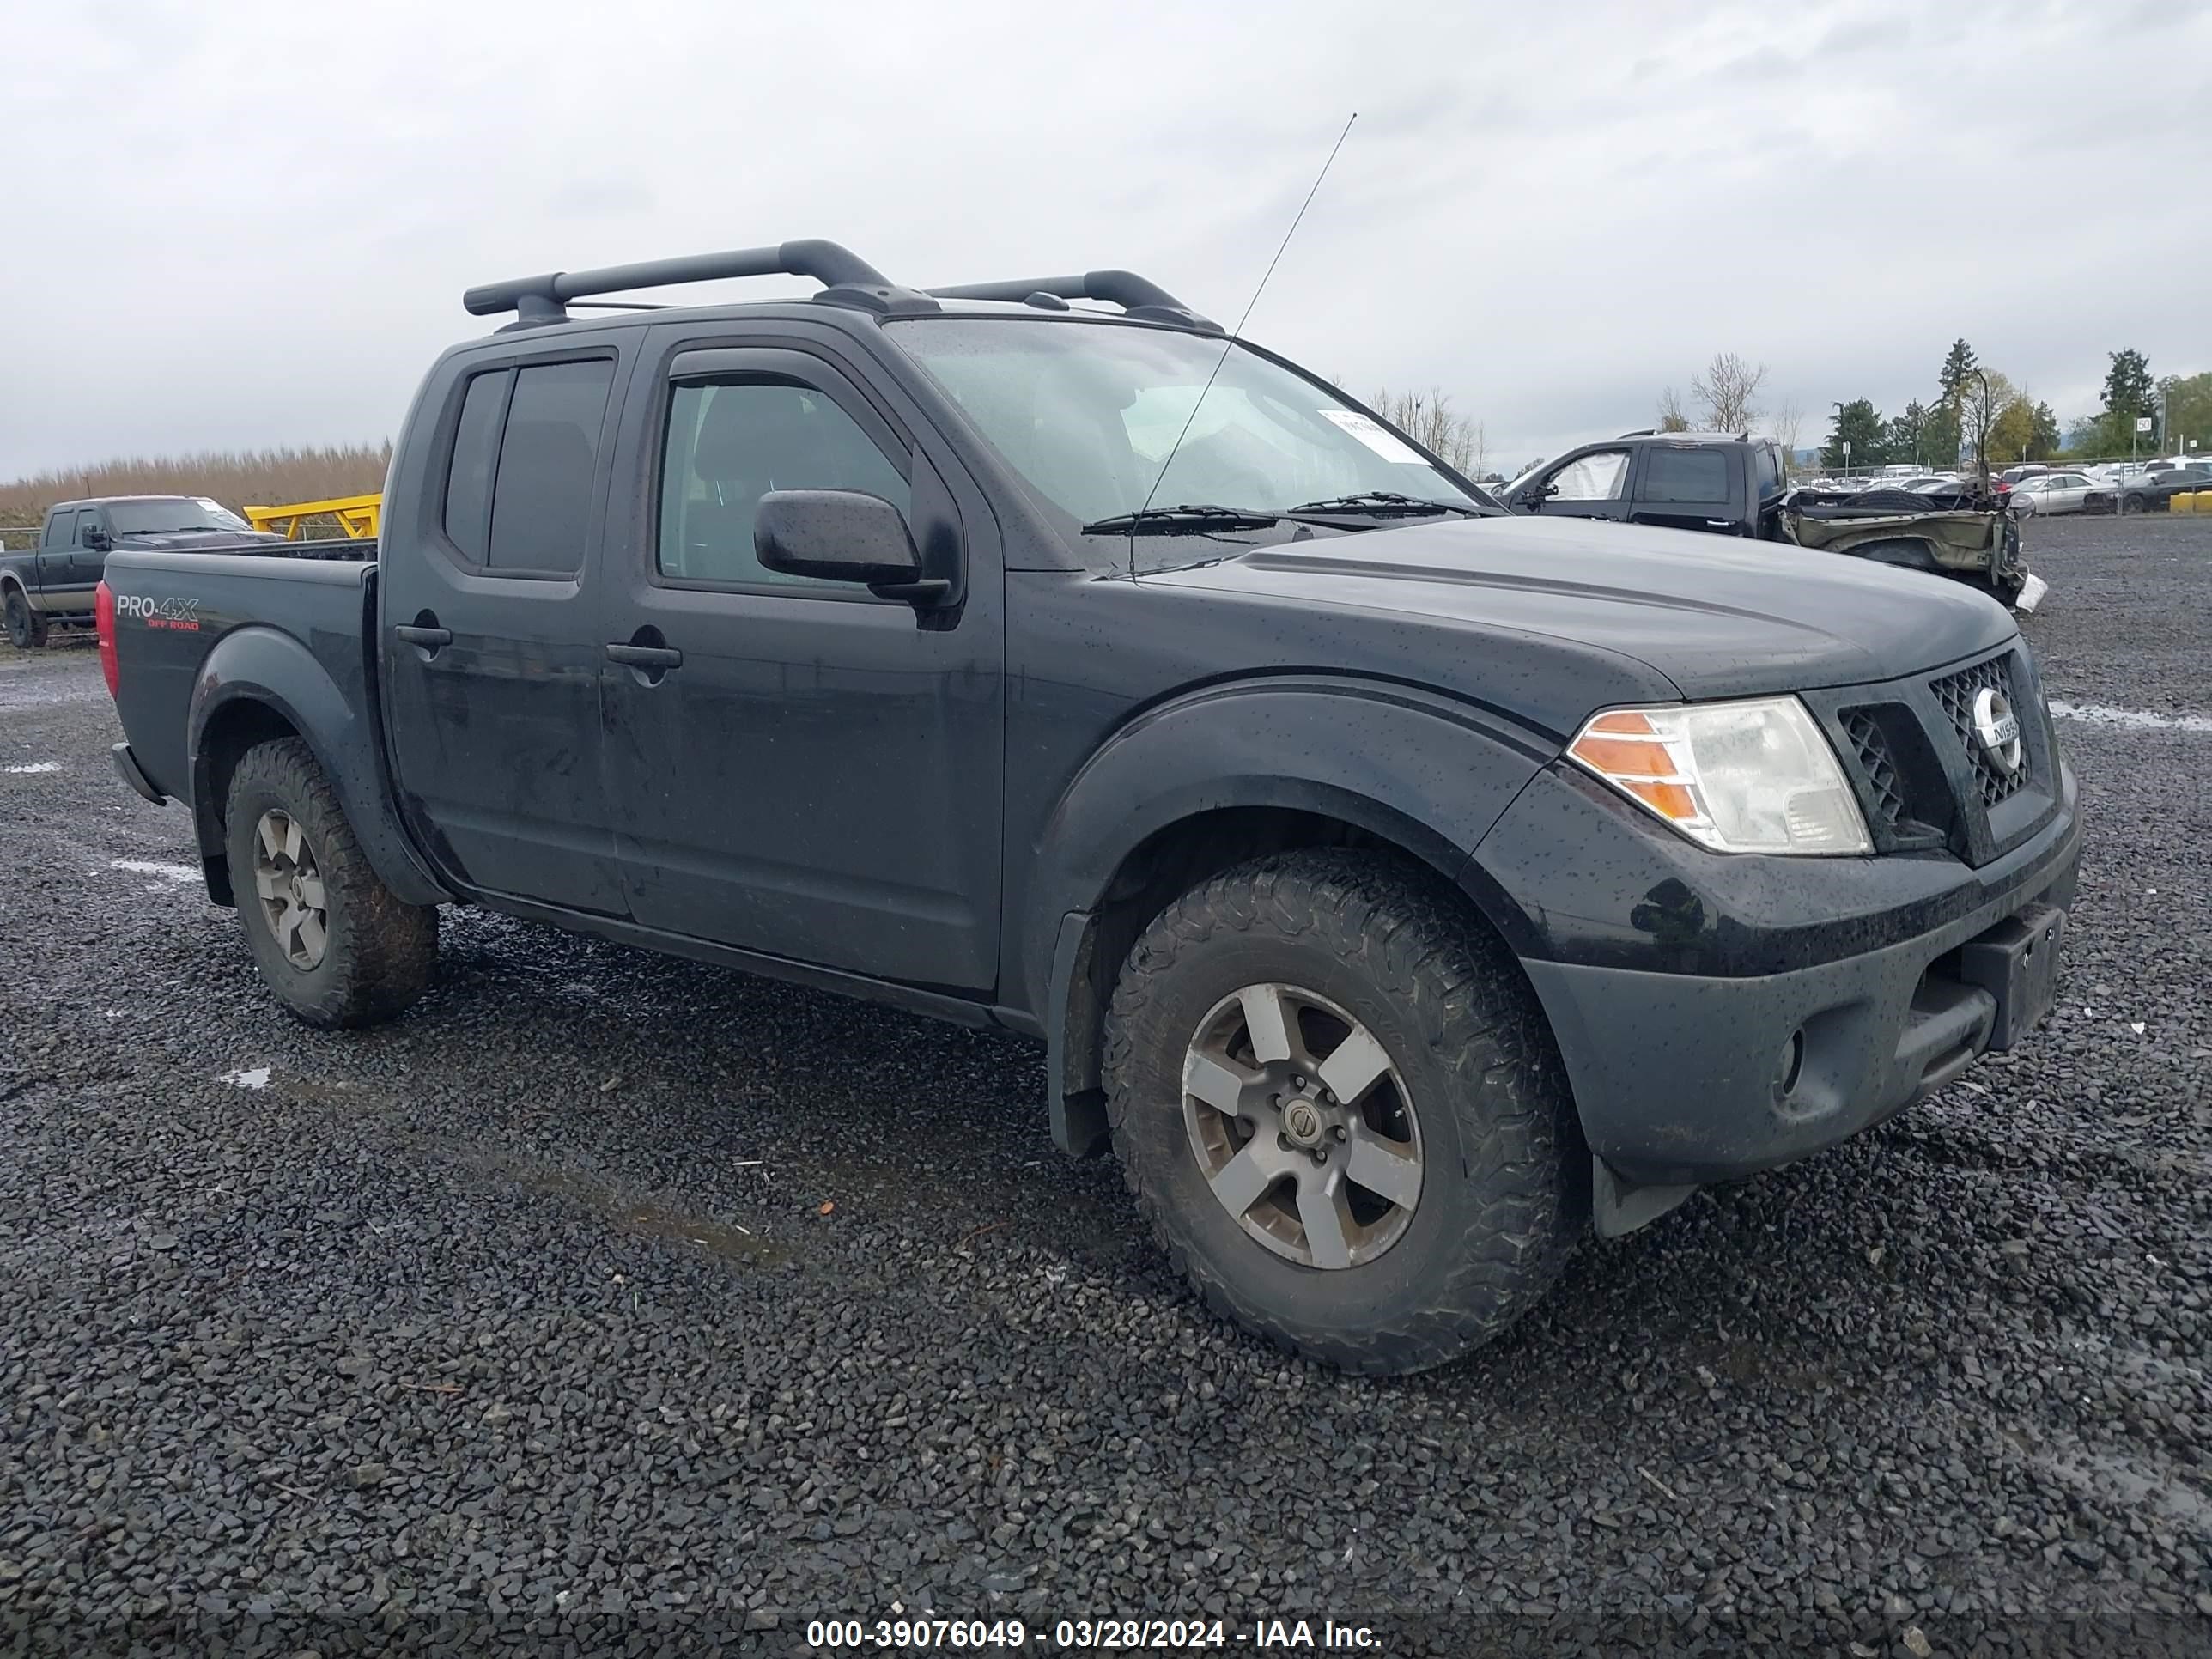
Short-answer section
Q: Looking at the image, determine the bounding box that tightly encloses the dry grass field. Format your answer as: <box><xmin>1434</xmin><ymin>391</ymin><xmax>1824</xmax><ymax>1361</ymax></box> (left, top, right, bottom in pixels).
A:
<box><xmin>0</xmin><ymin>443</ymin><xmax>391</xmax><ymax>537</ymax></box>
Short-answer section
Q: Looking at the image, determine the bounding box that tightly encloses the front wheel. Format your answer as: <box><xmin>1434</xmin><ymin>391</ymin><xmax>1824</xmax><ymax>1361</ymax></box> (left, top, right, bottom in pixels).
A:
<box><xmin>224</xmin><ymin>737</ymin><xmax>438</xmax><ymax>1027</ymax></box>
<box><xmin>1103</xmin><ymin>850</ymin><xmax>1586</xmax><ymax>1375</ymax></box>
<box><xmin>3</xmin><ymin>588</ymin><xmax>46</xmax><ymax>650</ymax></box>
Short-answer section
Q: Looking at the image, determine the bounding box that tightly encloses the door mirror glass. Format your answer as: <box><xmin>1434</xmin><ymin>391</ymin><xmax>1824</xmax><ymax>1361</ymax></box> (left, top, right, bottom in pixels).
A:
<box><xmin>756</xmin><ymin>489</ymin><xmax>925</xmax><ymax>589</ymax></box>
<box><xmin>82</xmin><ymin>525</ymin><xmax>112</xmax><ymax>550</ymax></box>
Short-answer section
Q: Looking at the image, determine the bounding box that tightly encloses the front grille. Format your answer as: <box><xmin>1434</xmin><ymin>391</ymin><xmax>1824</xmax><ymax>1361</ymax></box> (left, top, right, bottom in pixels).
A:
<box><xmin>1839</xmin><ymin>708</ymin><xmax>1908</xmax><ymax>830</ymax></box>
<box><xmin>1931</xmin><ymin>654</ymin><xmax>2030</xmax><ymax>806</ymax></box>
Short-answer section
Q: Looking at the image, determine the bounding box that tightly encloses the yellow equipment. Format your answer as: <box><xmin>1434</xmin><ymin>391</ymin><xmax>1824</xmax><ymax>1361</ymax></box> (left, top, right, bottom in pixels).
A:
<box><xmin>244</xmin><ymin>493</ymin><xmax>382</xmax><ymax>540</ymax></box>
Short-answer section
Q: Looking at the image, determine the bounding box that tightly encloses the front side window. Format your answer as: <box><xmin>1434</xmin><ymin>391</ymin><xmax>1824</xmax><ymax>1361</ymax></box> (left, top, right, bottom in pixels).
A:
<box><xmin>1548</xmin><ymin>451</ymin><xmax>1631</xmax><ymax>501</ymax></box>
<box><xmin>487</xmin><ymin>360</ymin><xmax>616</xmax><ymax>571</ymax></box>
<box><xmin>886</xmin><ymin>319</ymin><xmax>1480</xmax><ymax>554</ymax></box>
<box><xmin>658</xmin><ymin>380</ymin><xmax>909</xmax><ymax>587</ymax></box>
<box><xmin>1642</xmin><ymin>447</ymin><xmax>1731</xmax><ymax>504</ymax></box>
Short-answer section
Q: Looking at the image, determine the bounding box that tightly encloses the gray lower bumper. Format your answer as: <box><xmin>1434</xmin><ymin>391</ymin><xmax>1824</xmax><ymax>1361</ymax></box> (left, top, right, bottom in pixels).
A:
<box><xmin>1526</xmin><ymin>812</ymin><xmax>2081</xmax><ymax>1194</ymax></box>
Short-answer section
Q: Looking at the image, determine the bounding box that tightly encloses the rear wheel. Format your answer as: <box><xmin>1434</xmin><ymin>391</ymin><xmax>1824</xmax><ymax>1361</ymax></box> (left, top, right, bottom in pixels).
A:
<box><xmin>1103</xmin><ymin>849</ymin><xmax>1585</xmax><ymax>1375</ymax></box>
<box><xmin>224</xmin><ymin>737</ymin><xmax>438</xmax><ymax>1027</ymax></box>
<box><xmin>3</xmin><ymin>588</ymin><xmax>46</xmax><ymax>650</ymax></box>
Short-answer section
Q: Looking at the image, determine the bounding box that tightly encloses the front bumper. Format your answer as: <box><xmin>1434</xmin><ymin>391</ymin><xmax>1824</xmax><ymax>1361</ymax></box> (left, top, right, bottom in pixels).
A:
<box><xmin>1515</xmin><ymin>773</ymin><xmax>2080</xmax><ymax>1191</ymax></box>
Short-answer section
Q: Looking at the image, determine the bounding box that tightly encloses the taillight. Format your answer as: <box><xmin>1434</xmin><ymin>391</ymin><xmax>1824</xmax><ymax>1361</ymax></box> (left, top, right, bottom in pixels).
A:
<box><xmin>95</xmin><ymin>580</ymin><xmax>120</xmax><ymax>699</ymax></box>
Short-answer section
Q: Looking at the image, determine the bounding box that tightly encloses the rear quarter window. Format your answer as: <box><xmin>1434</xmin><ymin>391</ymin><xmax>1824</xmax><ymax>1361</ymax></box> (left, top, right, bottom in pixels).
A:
<box><xmin>1643</xmin><ymin>447</ymin><xmax>1732</xmax><ymax>504</ymax></box>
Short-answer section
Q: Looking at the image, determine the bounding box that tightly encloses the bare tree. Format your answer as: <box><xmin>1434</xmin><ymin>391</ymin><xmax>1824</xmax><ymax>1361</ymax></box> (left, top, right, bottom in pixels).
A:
<box><xmin>1370</xmin><ymin>386</ymin><xmax>1484</xmax><ymax>476</ymax></box>
<box><xmin>1691</xmin><ymin>351</ymin><xmax>1768</xmax><ymax>434</ymax></box>
<box><xmin>1769</xmin><ymin>401</ymin><xmax>1804</xmax><ymax>475</ymax></box>
<box><xmin>1656</xmin><ymin>386</ymin><xmax>1691</xmax><ymax>432</ymax></box>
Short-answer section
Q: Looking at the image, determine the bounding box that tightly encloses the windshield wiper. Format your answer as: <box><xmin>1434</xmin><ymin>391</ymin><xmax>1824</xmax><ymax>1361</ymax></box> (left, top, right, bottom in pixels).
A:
<box><xmin>1286</xmin><ymin>491</ymin><xmax>1479</xmax><ymax>519</ymax></box>
<box><xmin>1080</xmin><ymin>504</ymin><xmax>1281</xmax><ymax>535</ymax></box>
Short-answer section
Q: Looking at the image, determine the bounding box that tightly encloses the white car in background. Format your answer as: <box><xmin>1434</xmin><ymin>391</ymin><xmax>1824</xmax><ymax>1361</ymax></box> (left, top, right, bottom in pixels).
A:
<box><xmin>2009</xmin><ymin>471</ymin><xmax>2100</xmax><ymax>516</ymax></box>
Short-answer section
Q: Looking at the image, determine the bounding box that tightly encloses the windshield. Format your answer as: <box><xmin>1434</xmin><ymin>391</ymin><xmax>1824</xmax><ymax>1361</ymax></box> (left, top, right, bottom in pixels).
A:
<box><xmin>887</xmin><ymin>319</ymin><xmax>1482</xmax><ymax>543</ymax></box>
<box><xmin>107</xmin><ymin>497</ymin><xmax>250</xmax><ymax>535</ymax></box>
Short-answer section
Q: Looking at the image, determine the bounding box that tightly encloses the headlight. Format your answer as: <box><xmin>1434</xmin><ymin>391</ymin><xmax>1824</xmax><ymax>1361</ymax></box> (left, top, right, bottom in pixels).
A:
<box><xmin>1567</xmin><ymin>696</ymin><xmax>1872</xmax><ymax>855</ymax></box>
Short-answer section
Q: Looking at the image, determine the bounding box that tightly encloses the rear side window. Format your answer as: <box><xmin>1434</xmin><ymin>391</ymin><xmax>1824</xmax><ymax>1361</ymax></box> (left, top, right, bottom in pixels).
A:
<box><xmin>438</xmin><ymin>356</ymin><xmax>615</xmax><ymax>574</ymax></box>
<box><xmin>1644</xmin><ymin>446</ymin><xmax>1731</xmax><ymax>503</ymax></box>
<box><xmin>46</xmin><ymin>510</ymin><xmax>78</xmax><ymax>548</ymax></box>
<box><xmin>441</xmin><ymin>370</ymin><xmax>511</xmax><ymax>563</ymax></box>
<box><xmin>489</xmin><ymin>361</ymin><xmax>616</xmax><ymax>571</ymax></box>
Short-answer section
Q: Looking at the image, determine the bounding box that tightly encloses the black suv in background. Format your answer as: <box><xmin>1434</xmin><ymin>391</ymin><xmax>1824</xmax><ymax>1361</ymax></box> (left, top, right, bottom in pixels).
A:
<box><xmin>1496</xmin><ymin>432</ymin><xmax>1789</xmax><ymax>538</ymax></box>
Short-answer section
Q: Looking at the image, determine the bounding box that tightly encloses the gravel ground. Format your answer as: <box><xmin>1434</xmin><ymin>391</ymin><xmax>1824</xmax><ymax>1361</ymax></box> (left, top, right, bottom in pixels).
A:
<box><xmin>1</xmin><ymin>516</ymin><xmax>2207</xmax><ymax>1656</ymax></box>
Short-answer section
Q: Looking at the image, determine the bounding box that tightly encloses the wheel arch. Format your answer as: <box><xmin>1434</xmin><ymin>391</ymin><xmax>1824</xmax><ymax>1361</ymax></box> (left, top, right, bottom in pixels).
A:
<box><xmin>187</xmin><ymin>627</ymin><xmax>449</xmax><ymax>909</ymax></box>
<box><xmin>1025</xmin><ymin>678</ymin><xmax>1557</xmax><ymax>1156</ymax></box>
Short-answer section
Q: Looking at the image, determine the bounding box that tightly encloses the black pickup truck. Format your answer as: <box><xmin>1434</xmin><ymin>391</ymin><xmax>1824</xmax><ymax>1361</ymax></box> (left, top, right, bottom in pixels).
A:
<box><xmin>1498</xmin><ymin>433</ymin><xmax>2032</xmax><ymax>605</ymax></box>
<box><xmin>3</xmin><ymin>495</ymin><xmax>291</xmax><ymax>647</ymax></box>
<box><xmin>100</xmin><ymin>240</ymin><xmax>2081</xmax><ymax>1374</ymax></box>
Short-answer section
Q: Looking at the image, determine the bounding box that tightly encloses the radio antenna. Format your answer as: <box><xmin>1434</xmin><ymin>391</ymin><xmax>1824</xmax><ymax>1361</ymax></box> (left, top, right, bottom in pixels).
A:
<box><xmin>1126</xmin><ymin>112</ymin><xmax>1357</xmax><ymax>575</ymax></box>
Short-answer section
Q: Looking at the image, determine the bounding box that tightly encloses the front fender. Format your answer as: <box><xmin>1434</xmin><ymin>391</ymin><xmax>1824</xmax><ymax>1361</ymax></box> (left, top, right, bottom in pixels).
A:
<box><xmin>188</xmin><ymin>626</ymin><xmax>449</xmax><ymax>907</ymax></box>
<box><xmin>1024</xmin><ymin>673</ymin><xmax>1557</xmax><ymax>1012</ymax></box>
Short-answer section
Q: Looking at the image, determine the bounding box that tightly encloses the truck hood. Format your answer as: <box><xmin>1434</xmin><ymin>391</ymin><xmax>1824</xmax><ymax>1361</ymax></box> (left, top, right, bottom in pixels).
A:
<box><xmin>1146</xmin><ymin>514</ymin><xmax>2018</xmax><ymax>701</ymax></box>
<box><xmin>113</xmin><ymin>529</ymin><xmax>291</xmax><ymax>553</ymax></box>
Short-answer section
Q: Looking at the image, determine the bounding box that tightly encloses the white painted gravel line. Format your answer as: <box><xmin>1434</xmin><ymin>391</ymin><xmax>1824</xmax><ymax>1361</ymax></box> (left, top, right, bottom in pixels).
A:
<box><xmin>2049</xmin><ymin>700</ymin><xmax>2212</xmax><ymax>734</ymax></box>
<box><xmin>108</xmin><ymin>859</ymin><xmax>202</xmax><ymax>882</ymax></box>
<box><xmin>5</xmin><ymin>761</ymin><xmax>62</xmax><ymax>774</ymax></box>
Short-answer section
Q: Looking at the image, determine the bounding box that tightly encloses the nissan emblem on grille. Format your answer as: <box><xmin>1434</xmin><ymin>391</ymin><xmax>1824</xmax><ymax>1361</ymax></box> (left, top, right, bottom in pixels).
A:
<box><xmin>1972</xmin><ymin>686</ymin><xmax>2023</xmax><ymax>775</ymax></box>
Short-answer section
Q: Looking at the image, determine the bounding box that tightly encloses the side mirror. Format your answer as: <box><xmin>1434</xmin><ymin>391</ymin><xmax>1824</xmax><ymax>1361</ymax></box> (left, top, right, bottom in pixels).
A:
<box><xmin>755</xmin><ymin>489</ymin><xmax>946</xmax><ymax>604</ymax></box>
<box><xmin>82</xmin><ymin>526</ymin><xmax>112</xmax><ymax>551</ymax></box>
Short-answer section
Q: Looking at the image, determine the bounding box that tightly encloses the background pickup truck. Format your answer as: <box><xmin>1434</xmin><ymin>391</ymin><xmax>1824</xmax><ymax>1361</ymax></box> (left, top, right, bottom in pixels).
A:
<box><xmin>3</xmin><ymin>495</ymin><xmax>290</xmax><ymax>647</ymax></box>
<box><xmin>100</xmin><ymin>239</ymin><xmax>2081</xmax><ymax>1375</ymax></box>
<box><xmin>1497</xmin><ymin>433</ymin><xmax>2033</xmax><ymax>606</ymax></box>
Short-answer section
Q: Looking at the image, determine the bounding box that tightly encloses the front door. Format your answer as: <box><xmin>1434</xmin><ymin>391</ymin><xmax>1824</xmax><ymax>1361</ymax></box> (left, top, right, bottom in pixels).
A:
<box><xmin>1528</xmin><ymin>447</ymin><xmax>1636</xmax><ymax>522</ymax></box>
<box><xmin>38</xmin><ymin>509</ymin><xmax>80</xmax><ymax>598</ymax></box>
<box><xmin>597</xmin><ymin>340</ymin><xmax>1005</xmax><ymax>992</ymax></box>
<box><xmin>379</xmin><ymin>346</ymin><xmax>629</xmax><ymax>914</ymax></box>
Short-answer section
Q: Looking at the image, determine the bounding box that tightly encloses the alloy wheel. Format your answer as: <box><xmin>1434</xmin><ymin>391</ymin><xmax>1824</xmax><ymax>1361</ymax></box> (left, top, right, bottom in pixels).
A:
<box><xmin>251</xmin><ymin>809</ymin><xmax>330</xmax><ymax>970</ymax></box>
<box><xmin>1180</xmin><ymin>982</ymin><xmax>1424</xmax><ymax>1269</ymax></box>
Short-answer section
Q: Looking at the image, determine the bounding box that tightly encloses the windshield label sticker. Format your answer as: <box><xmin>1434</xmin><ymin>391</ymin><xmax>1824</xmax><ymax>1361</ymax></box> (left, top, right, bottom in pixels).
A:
<box><xmin>1319</xmin><ymin>410</ymin><xmax>1427</xmax><ymax>465</ymax></box>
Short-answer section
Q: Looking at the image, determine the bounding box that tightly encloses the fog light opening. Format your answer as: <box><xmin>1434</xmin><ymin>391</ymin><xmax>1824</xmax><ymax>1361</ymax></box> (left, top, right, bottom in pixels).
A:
<box><xmin>1776</xmin><ymin>1029</ymin><xmax>1806</xmax><ymax>1099</ymax></box>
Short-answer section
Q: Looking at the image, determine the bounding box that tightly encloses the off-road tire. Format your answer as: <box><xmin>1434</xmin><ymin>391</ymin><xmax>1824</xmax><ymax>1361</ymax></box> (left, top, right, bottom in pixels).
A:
<box><xmin>1103</xmin><ymin>849</ymin><xmax>1587</xmax><ymax>1375</ymax></box>
<box><xmin>3</xmin><ymin>587</ymin><xmax>46</xmax><ymax>650</ymax></box>
<box><xmin>224</xmin><ymin>737</ymin><xmax>437</xmax><ymax>1028</ymax></box>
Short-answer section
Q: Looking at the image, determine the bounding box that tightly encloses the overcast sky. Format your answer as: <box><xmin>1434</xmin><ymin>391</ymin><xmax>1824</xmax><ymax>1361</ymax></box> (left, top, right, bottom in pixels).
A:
<box><xmin>7</xmin><ymin>0</ymin><xmax>2207</xmax><ymax>478</ymax></box>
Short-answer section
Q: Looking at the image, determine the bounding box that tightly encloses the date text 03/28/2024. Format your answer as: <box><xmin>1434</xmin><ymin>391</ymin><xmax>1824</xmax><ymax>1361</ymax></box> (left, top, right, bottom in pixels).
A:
<box><xmin>804</xmin><ymin>1617</ymin><xmax>1384</xmax><ymax>1650</ymax></box>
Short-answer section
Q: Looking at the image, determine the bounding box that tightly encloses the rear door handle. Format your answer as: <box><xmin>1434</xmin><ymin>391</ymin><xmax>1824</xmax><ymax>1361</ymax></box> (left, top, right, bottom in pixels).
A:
<box><xmin>395</xmin><ymin>624</ymin><xmax>453</xmax><ymax>647</ymax></box>
<box><xmin>605</xmin><ymin>643</ymin><xmax>683</xmax><ymax>670</ymax></box>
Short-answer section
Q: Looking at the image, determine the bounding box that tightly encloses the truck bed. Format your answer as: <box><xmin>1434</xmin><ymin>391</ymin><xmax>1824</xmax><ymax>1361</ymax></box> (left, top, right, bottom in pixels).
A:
<box><xmin>103</xmin><ymin>549</ymin><xmax>379</xmax><ymax>805</ymax></box>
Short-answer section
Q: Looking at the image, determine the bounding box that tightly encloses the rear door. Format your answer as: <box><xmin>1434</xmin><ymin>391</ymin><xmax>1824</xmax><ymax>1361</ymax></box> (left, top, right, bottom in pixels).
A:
<box><xmin>1528</xmin><ymin>447</ymin><xmax>1635</xmax><ymax>522</ymax></box>
<box><xmin>378</xmin><ymin>340</ymin><xmax>631</xmax><ymax>914</ymax></box>
<box><xmin>38</xmin><ymin>509</ymin><xmax>80</xmax><ymax>595</ymax></box>
<box><xmin>594</xmin><ymin>331</ymin><xmax>1006</xmax><ymax>991</ymax></box>
<box><xmin>1629</xmin><ymin>442</ymin><xmax>1744</xmax><ymax>534</ymax></box>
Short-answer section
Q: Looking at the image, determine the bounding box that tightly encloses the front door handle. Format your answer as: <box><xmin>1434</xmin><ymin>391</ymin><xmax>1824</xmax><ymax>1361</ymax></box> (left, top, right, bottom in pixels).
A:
<box><xmin>395</xmin><ymin>624</ymin><xmax>453</xmax><ymax>648</ymax></box>
<box><xmin>605</xmin><ymin>643</ymin><xmax>683</xmax><ymax>670</ymax></box>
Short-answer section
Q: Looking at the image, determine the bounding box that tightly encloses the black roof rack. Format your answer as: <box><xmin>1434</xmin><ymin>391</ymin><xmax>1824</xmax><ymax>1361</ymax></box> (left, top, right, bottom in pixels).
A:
<box><xmin>924</xmin><ymin>270</ymin><xmax>1220</xmax><ymax>334</ymax></box>
<box><xmin>461</xmin><ymin>240</ymin><xmax>939</xmax><ymax>328</ymax></box>
<box><xmin>462</xmin><ymin>243</ymin><xmax>1219</xmax><ymax>336</ymax></box>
